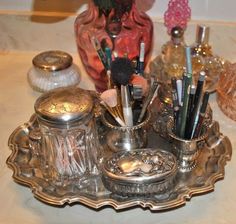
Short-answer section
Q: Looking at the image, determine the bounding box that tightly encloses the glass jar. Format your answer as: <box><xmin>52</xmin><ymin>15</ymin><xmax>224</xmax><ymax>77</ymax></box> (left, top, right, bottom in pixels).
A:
<box><xmin>74</xmin><ymin>0</ymin><xmax>153</xmax><ymax>92</ymax></box>
<box><xmin>31</xmin><ymin>87</ymin><xmax>100</xmax><ymax>187</ymax></box>
<box><xmin>28</xmin><ymin>51</ymin><xmax>81</xmax><ymax>92</ymax></box>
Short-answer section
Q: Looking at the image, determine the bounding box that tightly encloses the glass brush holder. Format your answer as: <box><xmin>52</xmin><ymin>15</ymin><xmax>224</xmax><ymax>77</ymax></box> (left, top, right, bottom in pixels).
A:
<box><xmin>29</xmin><ymin>87</ymin><xmax>100</xmax><ymax>187</ymax></box>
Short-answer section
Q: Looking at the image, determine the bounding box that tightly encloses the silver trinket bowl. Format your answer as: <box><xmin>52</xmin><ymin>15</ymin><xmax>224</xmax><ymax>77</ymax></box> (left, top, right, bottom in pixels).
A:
<box><xmin>102</xmin><ymin>149</ymin><xmax>177</xmax><ymax>196</ymax></box>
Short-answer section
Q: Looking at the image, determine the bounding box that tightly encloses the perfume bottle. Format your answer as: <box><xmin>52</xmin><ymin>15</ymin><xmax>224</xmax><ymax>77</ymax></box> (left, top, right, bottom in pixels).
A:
<box><xmin>162</xmin><ymin>26</ymin><xmax>186</xmax><ymax>80</ymax></box>
<box><xmin>192</xmin><ymin>25</ymin><xmax>224</xmax><ymax>92</ymax></box>
<box><xmin>154</xmin><ymin>26</ymin><xmax>186</xmax><ymax>104</ymax></box>
<box><xmin>192</xmin><ymin>25</ymin><xmax>212</xmax><ymax>57</ymax></box>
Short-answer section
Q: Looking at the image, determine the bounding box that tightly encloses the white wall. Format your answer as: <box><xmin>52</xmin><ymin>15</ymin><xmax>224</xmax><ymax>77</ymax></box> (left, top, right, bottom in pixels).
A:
<box><xmin>0</xmin><ymin>0</ymin><xmax>236</xmax><ymax>22</ymax></box>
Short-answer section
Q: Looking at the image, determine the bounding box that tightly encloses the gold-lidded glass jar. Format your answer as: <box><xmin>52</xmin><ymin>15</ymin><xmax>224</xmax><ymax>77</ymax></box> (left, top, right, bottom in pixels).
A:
<box><xmin>32</xmin><ymin>87</ymin><xmax>99</xmax><ymax>187</ymax></box>
<box><xmin>28</xmin><ymin>50</ymin><xmax>81</xmax><ymax>92</ymax></box>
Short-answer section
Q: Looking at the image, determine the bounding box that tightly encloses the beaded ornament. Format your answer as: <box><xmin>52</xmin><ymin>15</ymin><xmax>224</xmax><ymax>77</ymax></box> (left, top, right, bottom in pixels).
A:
<box><xmin>164</xmin><ymin>0</ymin><xmax>191</xmax><ymax>34</ymax></box>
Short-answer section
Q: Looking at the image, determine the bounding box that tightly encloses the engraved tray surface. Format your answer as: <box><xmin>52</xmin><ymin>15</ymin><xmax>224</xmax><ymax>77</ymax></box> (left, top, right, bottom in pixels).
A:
<box><xmin>7</xmin><ymin>114</ymin><xmax>232</xmax><ymax>211</ymax></box>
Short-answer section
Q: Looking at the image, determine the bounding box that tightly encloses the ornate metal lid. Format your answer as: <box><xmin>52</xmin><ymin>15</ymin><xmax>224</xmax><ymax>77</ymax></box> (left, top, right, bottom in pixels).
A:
<box><xmin>32</xmin><ymin>50</ymin><xmax>73</xmax><ymax>72</ymax></box>
<box><xmin>102</xmin><ymin>149</ymin><xmax>177</xmax><ymax>184</ymax></box>
<box><xmin>34</xmin><ymin>87</ymin><xmax>94</xmax><ymax>124</ymax></box>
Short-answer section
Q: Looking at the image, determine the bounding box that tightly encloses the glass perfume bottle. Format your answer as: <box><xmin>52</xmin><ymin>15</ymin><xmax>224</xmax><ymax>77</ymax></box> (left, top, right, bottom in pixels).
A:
<box><xmin>192</xmin><ymin>24</ymin><xmax>224</xmax><ymax>91</ymax></box>
<box><xmin>192</xmin><ymin>25</ymin><xmax>212</xmax><ymax>57</ymax></box>
<box><xmin>155</xmin><ymin>26</ymin><xmax>186</xmax><ymax>104</ymax></box>
<box><xmin>162</xmin><ymin>26</ymin><xmax>186</xmax><ymax>80</ymax></box>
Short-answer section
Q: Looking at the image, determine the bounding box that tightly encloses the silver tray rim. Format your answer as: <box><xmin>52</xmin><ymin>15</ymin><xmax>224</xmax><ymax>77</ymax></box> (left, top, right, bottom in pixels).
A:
<box><xmin>6</xmin><ymin>114</ymin><xmax>232</xmax><ymax>211</ymax></box>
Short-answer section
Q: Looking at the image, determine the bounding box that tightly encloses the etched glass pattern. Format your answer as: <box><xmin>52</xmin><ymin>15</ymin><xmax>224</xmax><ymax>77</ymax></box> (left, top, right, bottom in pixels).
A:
<box><xmin>39</xmin><ymin>121</ymin><xmax>99</xmax><ymax>187</ymax></box>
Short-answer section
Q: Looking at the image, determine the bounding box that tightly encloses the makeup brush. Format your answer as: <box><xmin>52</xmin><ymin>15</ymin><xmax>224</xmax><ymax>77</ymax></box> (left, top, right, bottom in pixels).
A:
<box><xmin>110</xmin><ymin>57</ymin><xmax>135</xmax><ymax>126</ymax></box>
<box><xmin>91</xmin><ymin>36</ymin><xmax>108</xmax><ymax>70</ymax></box>
<box><xmin>110</xmin><ymin>57</ymin><xmax>134</xmax><ymax>87</ymax></box>
<box><xmin>105</xmin><ymin>46</ymin><xmax>113</xmax><ymax>89</ymax></box>
<box><xmin>137</xmin><ymin>81</ymin><xmax>159</xmax><ymax>123</ymax></box>
<box><xmin>101</xmin><ymin>89</ymin><xmax>118</xmax><ymax>108</ymax></box>
<box><xmin>121</xmin><ymin>85</ymin><xmax>133</xmax><ymax>126</ymax></box>
<box><xmin>100</xmin><ymin>102</ymin><xmax>125</xmax><ymax>127</ymax></box>
<box><xmin>129</xmin><ymin>75</ymin><xmax>149</xmax><ymax>120</ymax></box>
<box><xmin>100</xmin><ymin>89</ymin><xmax>124</xmax><ymax>121</ymax></box>
<box><xmin>193</xmin><ymin>91</ymin><xmax>210</xmax><ymax>138</ymax></box>
<box><xmin>138</xmin><ymin>41</ymin><xmax>145</xmax><ymax>75</ymax></box>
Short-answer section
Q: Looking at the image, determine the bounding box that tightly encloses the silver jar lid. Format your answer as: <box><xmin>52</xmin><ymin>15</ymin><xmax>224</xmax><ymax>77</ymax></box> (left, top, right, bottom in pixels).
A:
<box><xmin>34</xmin><ymin>87</ymin><xmax>94</xmax><ymax>124</ymax></box>
<box><xmin>32</xmin><ymin>50</ymin><xmax>73</xmax><ymax>72</ymax></box>
<box><xmin>102</xmin><ymin>149</ymin><xmax>177</xmax><ymax>184</ymax></box>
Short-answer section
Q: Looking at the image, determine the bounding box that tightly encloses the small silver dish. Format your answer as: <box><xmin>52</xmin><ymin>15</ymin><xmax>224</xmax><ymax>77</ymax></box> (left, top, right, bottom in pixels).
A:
<box><xmin>102</xmin><ymin>148</ymin><xmax>177</xmax><ymax>196</ymax></box>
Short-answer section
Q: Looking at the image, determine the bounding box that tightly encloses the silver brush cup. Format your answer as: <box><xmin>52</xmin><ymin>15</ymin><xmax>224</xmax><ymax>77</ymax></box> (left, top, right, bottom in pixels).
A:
<box><xmin>101</xmin><ymin>110</ymin><xmax>151</xmax><ymax>152</ymax></box>
<box><xmin>167</xmin><ymin>120</ymin><xmax>209</xmax><ymax>172</ymax></box>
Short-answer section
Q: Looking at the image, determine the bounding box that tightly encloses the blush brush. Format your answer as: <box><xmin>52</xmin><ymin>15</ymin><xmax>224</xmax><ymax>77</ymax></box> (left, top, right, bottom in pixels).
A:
<box><xmin>100</xmin><ymin>89</ymin><xmax>125</xmax><ymax>126</ymax></box>
<box><xmin>110</xmin><ymin>57</ymin><xmax>134</xmax><ymax>87</ymax></box>
<box><xmin>111</xmin><ymin>57</ymin><xmax>134</xmax><ymax>126</ymax></box>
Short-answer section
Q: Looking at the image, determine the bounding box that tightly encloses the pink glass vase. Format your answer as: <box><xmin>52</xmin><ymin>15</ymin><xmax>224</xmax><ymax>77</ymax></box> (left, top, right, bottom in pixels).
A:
<box><xmin>74</xmin><ymin>0</ymin><xmax>153</xmax><ymax>92</ymax></box>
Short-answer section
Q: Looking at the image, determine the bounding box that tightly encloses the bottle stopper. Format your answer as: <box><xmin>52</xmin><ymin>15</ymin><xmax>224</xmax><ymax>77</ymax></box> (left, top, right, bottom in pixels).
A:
<box><xmin>171</xmin><ymin>26</ymin><xmax>184</xmax><ymax>44</ymax></box>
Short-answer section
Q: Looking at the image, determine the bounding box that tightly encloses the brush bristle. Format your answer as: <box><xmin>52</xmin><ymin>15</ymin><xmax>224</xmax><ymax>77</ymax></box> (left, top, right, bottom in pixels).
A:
<box><xmin>100</xmin><ymin>89</ymin><xmax>118</xmax><ymax>108</ymax></box>
<box><xmin>111</xmin><ymin>57</ymin><xmax>134</xmax><ymax>86</ymax></box>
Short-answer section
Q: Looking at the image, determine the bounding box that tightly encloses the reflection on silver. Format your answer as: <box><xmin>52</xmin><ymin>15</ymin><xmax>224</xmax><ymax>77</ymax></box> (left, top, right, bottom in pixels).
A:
<box><xmin>101</xmin><ymin>110</ymin><xmax>151</xmax><ymax>152</ymax></box>
<box><xmin>167</xmin><ymin>120</ymin><xmax>209</xmax><ymax>172</ymax></box>
<box><xmin>102</xmin><ymin>149</ymin><xmax>177</xmax><ymax>196</ymax></box>
<box><xmin>7</xmin><ymin>115</ymin><xmax>232</xmax><ymax>211</ymax></box>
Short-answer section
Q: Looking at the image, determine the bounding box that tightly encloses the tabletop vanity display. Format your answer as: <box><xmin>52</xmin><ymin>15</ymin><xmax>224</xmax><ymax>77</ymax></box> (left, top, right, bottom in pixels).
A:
<box><xmin>7</xmin><ymin>86</ymin><xmax>232</xmax><ymax>211</ymax></box>
<box><xmin>5</xmin><ymin>0</ymin><xmax>234</xmax><ymax>214</ymax></box>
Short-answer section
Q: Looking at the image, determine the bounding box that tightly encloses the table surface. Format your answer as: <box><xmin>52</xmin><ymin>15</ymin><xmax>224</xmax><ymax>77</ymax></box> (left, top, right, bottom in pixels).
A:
<box><xmin>0</xmin><ymin>52</ymin><xmax>235</xmax><ymax>224</ymax></box>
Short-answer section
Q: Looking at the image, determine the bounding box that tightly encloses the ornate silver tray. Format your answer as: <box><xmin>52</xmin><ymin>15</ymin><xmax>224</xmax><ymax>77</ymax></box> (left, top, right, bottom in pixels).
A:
<box><xmin>7</xmin><ymin>114</ymin><xmax>232</xmax><ymax>211</ymax></box>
